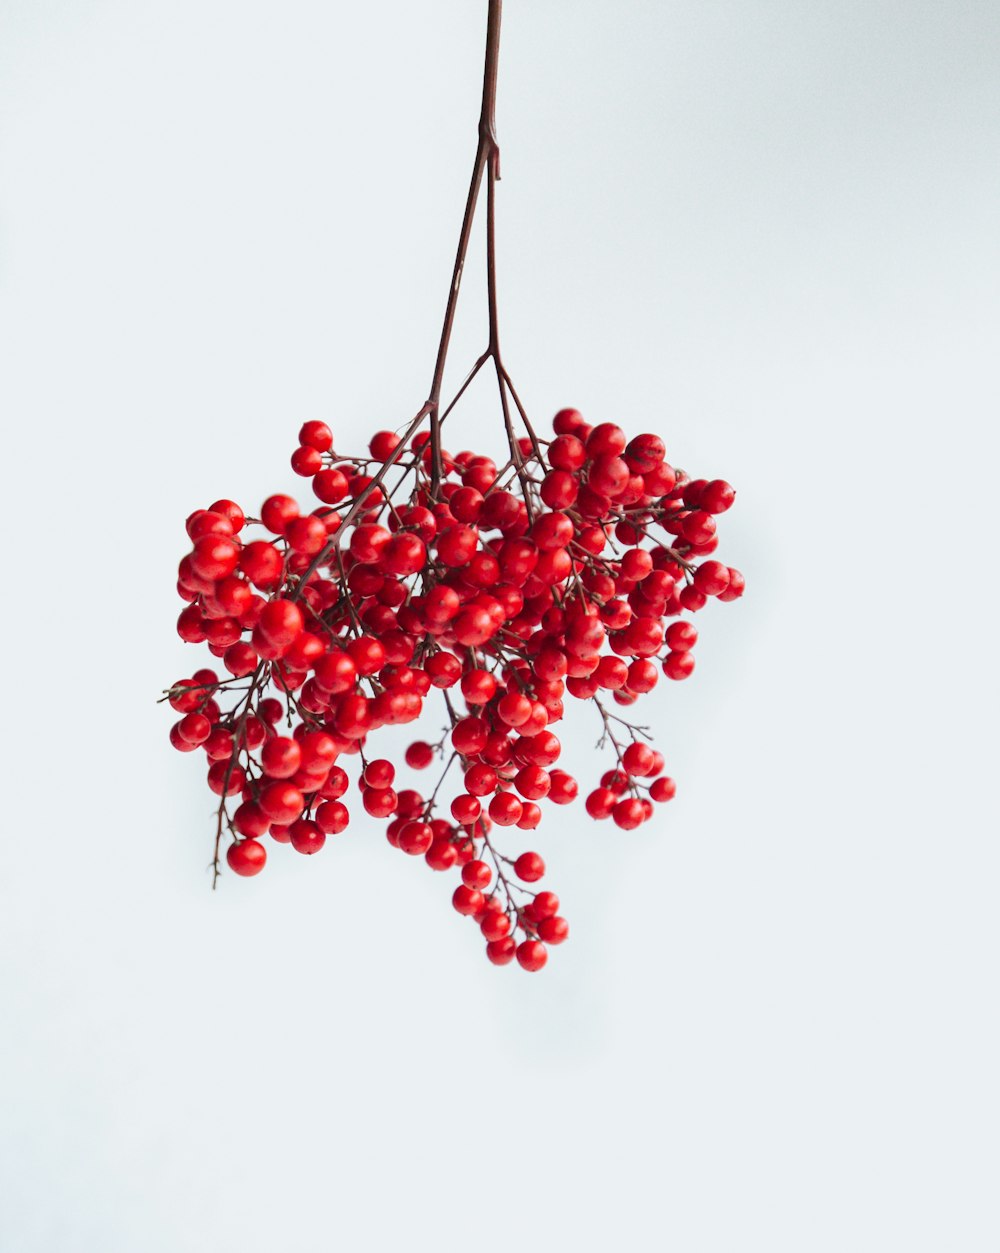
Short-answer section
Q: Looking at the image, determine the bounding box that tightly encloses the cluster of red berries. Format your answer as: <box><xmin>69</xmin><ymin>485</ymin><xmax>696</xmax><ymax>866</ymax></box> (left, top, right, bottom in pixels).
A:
<box><xmin>166</xmin><ymin>408</ymin><xmax>742</xmax><ymax>971</ymax></box>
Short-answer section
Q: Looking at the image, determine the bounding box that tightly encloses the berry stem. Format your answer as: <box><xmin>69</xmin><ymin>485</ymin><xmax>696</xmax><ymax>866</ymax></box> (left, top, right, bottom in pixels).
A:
<box><xmin>428</xmin><ymin>0</ymin><xmax>503</xmax><ymax>488</ymax></box>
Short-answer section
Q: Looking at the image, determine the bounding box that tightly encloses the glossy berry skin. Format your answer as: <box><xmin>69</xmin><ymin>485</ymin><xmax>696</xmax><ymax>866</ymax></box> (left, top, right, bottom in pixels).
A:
<box><xmin>261</xmin><ymin>737</ymin><xmax>301</xmax><ymax>779</ymax></box>
<box><xmin>227</xmin><ymin>840</ymin><xmax>267</xmax><ymax>876</ymax></box>
<box><xmin>480</xmin><ymin>910</ymin><xmax>511</xmax><ymax>941</ymax></box>
<box><xmin>537</xmin><ymin>915</ymin><xmax>569</xmax><ymax>944</ymax></box>
<box><xmin>650</xmin><ymin>777</ymin><xmax>677</xmax><ymax>802</ymax></box>
<box><xmin>513</xmin><ymin>851</ymin><xmax>545</xmax><ymax>882</ymax></box>
<box><xmin>462</xmin><ymin>859</ymin><xmax>493</xmax><ymax>889</ymax></box>
<box><xmin>299</xmin><ymin>421</ymin><xmax>333</xmax><ymax>452</ymax></box>
<box><xmin>486</xmin><ymin>936</ymin><xmax>517</xmax><ymax>965</ymax></box>
<box><xmin>663</xmin><ymin>651</ymin><xmax>695</xmax><ymax>681</ymax></box>
<box><xmin>398</xmin><ymin>821</ymin><xmax>434</xmax><ymax>855</ymax></box>
<box><xmin>289</xmin><ymin>819</ymin><xmax>326</xmax><ymax>855</ymax></box>
<box><xmin>515</xmin><ymin>940</ymin><xmax>548</xmax><ymax>972</ymax></box>
<box><xmin>665</xmin><ymin>621</ymin><xmax>698</xmax><ymax>652</ymax></box>
<box><xmin>316</xmin><ymin>801</ymin><xmax>349</xmax><ymax>834</ymax></box>
<box><xmin>453</xmin><ymin>885</ymin><xmax>485</xmax><ymax>916</ymax></box>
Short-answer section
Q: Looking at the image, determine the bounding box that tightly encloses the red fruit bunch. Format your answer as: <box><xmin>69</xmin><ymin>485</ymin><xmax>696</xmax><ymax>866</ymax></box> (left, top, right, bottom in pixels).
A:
<box><xmin>165</xmin><ymin>408</ymin><xmax>742</xmax><ymax>972</ymax></box>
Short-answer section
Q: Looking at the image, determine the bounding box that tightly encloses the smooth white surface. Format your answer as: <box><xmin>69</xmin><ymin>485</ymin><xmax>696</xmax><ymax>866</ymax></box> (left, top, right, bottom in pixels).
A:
<box><xmin>1</xmin><ymin>1</ymin><xmax>997</xmax><ymax>1249</ymax></box>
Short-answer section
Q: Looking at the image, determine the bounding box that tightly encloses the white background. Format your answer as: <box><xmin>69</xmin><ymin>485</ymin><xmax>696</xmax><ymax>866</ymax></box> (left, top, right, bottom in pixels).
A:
<box><xmin>2</xmin><ymin>1</ymin><xmax>998</xmax><ymax>1248</ymax></box>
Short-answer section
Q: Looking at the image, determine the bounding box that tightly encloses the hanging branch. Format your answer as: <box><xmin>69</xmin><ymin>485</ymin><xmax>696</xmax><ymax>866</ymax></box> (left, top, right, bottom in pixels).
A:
<box><xmin>164</xmin><ymin>0</ymin><xmax>745</xmax><ymax>975</ymax></box>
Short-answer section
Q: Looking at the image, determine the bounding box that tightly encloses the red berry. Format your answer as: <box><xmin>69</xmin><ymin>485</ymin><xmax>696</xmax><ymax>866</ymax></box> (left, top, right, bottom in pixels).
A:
<box><xmin>515</xmin><ymin>940</ymin><xmax>548</xmax><ymax>972</ymax></box>
<box><xmin>261</xmin><ymin>494</ymin><xmax>299</xmax><ymax>535</ymax></box>
<box><xmin>405</xmin><ymin>741</ymin><xmax>434</xmax><ymax>769</ymax></box>
<box><xmin>209</xmin><ymin>499</ymin><xmax>245</xmax><ymax>531</ymax></box>
<box><xmin>398</xmin><ymin>820</ymin><xmax>433</xmax><ymax>855</ymax></box>
<box><xmin>481</xmin><ymin>911</ymin><xmax>511</xmax><ymax>942</ymax></box>
<box><xmin>693</xmin><ymin>560</ymin><xmax>731</xmax><ymax>596</ymax></box>
<box><xmin>537</xmin><ymin>916</ymin><xmax>569</xmax><ymax>945</ymax></box>
<box><xmin>532</xmin><ymin>890</ymin><xmax>560</xmax><ymax>919</ymax></box>
<box><xmin>260</xmin><ymin>782</ymin><xmax>306</xmax><ymax>824</ymax></box>
<box><xmin>451</xmin><ymin>794</ymin><xmax>482</xmax><ymax>826</ymax></box>
<box><xmin>462</xmin><ymin>860</ymin><xmax>492</xmax><ymax>889</ymax></box>
<box><xmin>363</xmin><ymin>758</ymin><xmax>395</xmax><ymax>789</ymax></box>
<box><xmin>261</xmin><ymin>736</ymin><xmax>302</xmax><ymax>779</ymax></box>
<box><xmin>513</xmin><ymin>851</ymin><xmax>545</xmax><ymax>882</ymax></box>
<box><xmin>486</xmin><ymin>936</ymin><xmax>517</xmax><ymax>965</ymax></box>
<box><xmin>665</xmin><ymin>621</ymin><xmax>698</xmax><ymax>651</ymax></box>
<box><xmin>258</xmin><ymin>599</ymin><xmax>304</xmax><ymax>647</ymax></box>
<box><xmin>190</xmin><ymin>536</ymin><xmax>240</xmax><ymax>581</ymax></box>
<box><xmin>289</xmin><ymin>819</ymin><xmax>326</xmax><ymax>855</ymax></box>
<box><xmin>312</xmin><ymin>468</ymin><xmax>348</xmax><ymax>504</ymax></box>
<box><xmin>291</xmin><ymin>445</ymin><xmax>323</xmax><ymax>476</ymax></box>
<box><xmin>453</xmin><ymin>885</ymin><xmax>485</xmax><ymax>916</ymax></box>
<box><xmin>299</xmin><ymin>421</ymin><xmax>333</xmax><ymax>452</ymax></box>
<box><xmin>227</xmin><ymin>840</ymin><xmax>266</xmax><ymax>876</ymax></box>
<box><xmin>316</xmin><ymin>801</ymin><xmax>349</xmax><ymax>834</ymax></box>
<box><xmin>369</xmin><ymin>430</ymin><xmax>401</xmax><ymax>461</ymax></box>
<box><xmin>650</xmin><ymin>776</ymin><xmax>677</xmax><ymax>802</ymax></box>
<box><xmin>701</xmin><ymin>479</ymin><xmax>735</xmax><ymax>513</ymax></box>
<box><xmin>663</xmin><ymin>651</ymin><xmax>695</xmax><ymax>681</ymax></box>
<box><xmin>489</xmin><ymin>792</ymin><xmax>523</xmax><ymax>826</ymax></box>
<box><xmin>612</xmin><ymin>798</ymin><xmax>645</xmax><ymax>830</ymax></box>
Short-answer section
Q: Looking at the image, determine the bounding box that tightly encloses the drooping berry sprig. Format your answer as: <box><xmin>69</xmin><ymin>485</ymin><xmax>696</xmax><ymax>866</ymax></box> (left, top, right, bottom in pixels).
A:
<box><xmin>164</xmin><ymin>0</ymin><xmax>744</xmax><ymax>973</ymax></box>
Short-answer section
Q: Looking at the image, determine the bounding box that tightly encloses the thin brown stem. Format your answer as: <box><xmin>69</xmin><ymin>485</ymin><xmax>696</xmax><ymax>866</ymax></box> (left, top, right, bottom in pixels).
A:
<box><xmin>427</xmin><ymin>0</ymin><xmax>503</xmax><ymax>487</ymax></box>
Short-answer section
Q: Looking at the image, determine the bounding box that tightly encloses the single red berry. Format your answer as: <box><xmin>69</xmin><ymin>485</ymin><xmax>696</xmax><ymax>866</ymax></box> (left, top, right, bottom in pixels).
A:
<box><xmin>513</xmin><ymin>851</ymin><xmax>545</xmax><ymax>882</ymax></box>
<box><xmin>451</xmin><ymin>794</ymin><xmax>482</xmax><ymax>826</ymax></box>
<box><xmin>532</xmin><ymin>891</ymin><xmax>560</xmax><ymax>919</ymax></box>
<box><xmin>261</xmin><ymin>736</ymin><xmax>302</xmax><ymax>779</ymax></box>
<box><xmin>481</xmin><ymin>911</ymin><xmax>511</xmax><ymax>942</ymax></box>
<box><xmin>537</xmin><ymin>915</ymin><xmax>569</xmax><ymax>945</ymax></box>
<box><xmin>289</xmin><ymin>819</ymin><xmax>326</xmax><ymax>855</ymax></box>
<box><xmin>261</xmin><ymin>494</ymin><xmax>300</xmax><ymax>535</ymax></box>
<box><xmin>612</xmin><ymin>798</ymin><xmax>645</xmax><ymax>830</ymax></box>
<box><xmin>227</xmin><ymin>839</ymin><xmax>266</xmax><ymax>877</ymax></box>
<box><xmin>547</xmin><ymin>770</ymin><xmax>578</xmax><ymax>804</ymax></box>
<box><xmin>369</xmin><ymin>430</ymin><xmax>401</xmax><ymax>461</ymax></box>
<box><xmin>452</xmin><ymin>716</ymin><xmax>488</xmax><ymax>755</ymax></box>
<box><xmin>663</xmin><ymin>650</ymin><xmax>695</xmax><ymax>681</ymax></box>
<box><xmin>622</xmin><ymin>742</ymin><xmax>655</xmax><ymax>776</ymax></box>
<box><xmin>665</xmin><ymin>621</ymin><xmax>698</xmax><ymax>651</ymax></box>
<box><xmin>453</xmin><ymin>885</ymin><xmax>485</xmax><ymax>916</ymax></box>
<box><xmin>362</xmin><ymin>787</ymin><xmax>398</xmax><ymax>818</ymax></box>
<box><xmin>405</xmin><ymin>741</ymin><xmax>434</xmax><ymax>769</ymax></box>
<box><xmin>650</xmin><ymin>776</ymin><xmax>677</xmax><ymax>802</ymax></box>
<box><xmin>700</xmin><ymin>479</ymin><xmax>735</xmax><ymax>513</ymax></box>
<box><xmin>488</xmin><ymin>792</ymin><xmax>523</xmax><ymax>826</ymax></box>
<box><xmin>462</xmin><ymin>860</ymin><xmax>492</xmax><ymax>890</ymax></box>
<box><xmin>312</xmin><ymin>468</ymin><xmax>348</xmax><ymax>504</ymax></box>
<box><xmin>259</xmin><ymin>782</ymin><xmax>306</xmax><ymax>824</ymax></box>
<box><xmin>425</xmin><ymin>838</ymin><xmax>458</xmax><ymax>870</ymax></box>
<box><xmin>398</xmin><ymin>820</ymin><xmax>433</xmax><ymax>855</ymax></box>
<box><xmin>516</xmin><ymin>802</ymin><xmax>542</xmax><ymax>830</ymax></box>
<box><xmin>286</xmin><ymin>515</ymin><xmax>328</xmax><ymax>555</ymax></box>
<box><xmin>190</xmin><ymin>535</ymin><xmax>240</xmax><ymax>581</ymax></box>
<box><xmin>233</xmin><ymin>801</ymin><xmax>270</xmax><ymax>838</ymax></box>
<box><xmin>316</xmin><ymin>800</ymin><xmax>349</xmax><ymax>834</ymax></box>
<box><xmin>291</xmin><ymin>445</ymin><xmax>323</xmax><ymax>476</ymax></box>
<box><xmin>258</xmin><ymin>599</ymin><xmax>304</xmax><ymax>647</ymax></box>
<box><xmin>299</xmin><ymin>420</ymin><xmax>333</xmax><ymax>452</ymax></box>
<box><xmin>486</xmin><ymin>936</ymin><xmax>517</xmax><ymax>965</ymax></box>
<box><xmin>208</xmin><ymin>499</ymin><xmax>245</xmax><ymax>532</ymax></box>
<box><xmin>363</xmin><ymin>758</ymin><xmax>395</xmax><ymax>789</ymax></box>
<box><xmin>515</xmin><ymin>940</ymin><xmax>548</xmax><ymax>972</ymax></box>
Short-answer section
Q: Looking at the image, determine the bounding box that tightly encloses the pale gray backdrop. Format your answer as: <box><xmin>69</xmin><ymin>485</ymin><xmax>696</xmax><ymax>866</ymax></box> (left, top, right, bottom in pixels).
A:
<box><xmin>1</xmin><ymin>1</ymin><xmax>997</xmax><ymax>1249</ymax></box>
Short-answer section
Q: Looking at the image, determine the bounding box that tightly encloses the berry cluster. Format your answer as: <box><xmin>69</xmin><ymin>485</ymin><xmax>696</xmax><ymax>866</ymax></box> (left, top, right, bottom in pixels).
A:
<box><xmin>165</xmin><ymin>408</ymin><xmax>742</xmax><ymax>971</ymax></box>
